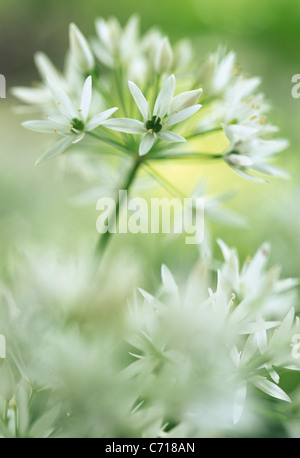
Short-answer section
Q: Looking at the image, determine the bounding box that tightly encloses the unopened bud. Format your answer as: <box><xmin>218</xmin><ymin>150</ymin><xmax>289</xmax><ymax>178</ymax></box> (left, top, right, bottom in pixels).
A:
<box><xmin>155</xmin><ymin>37</ymin><xmax>173</xmax><ymax>74</ymax></box>
<box><xmin>69</xmin><ymin>23</ymin><xmax>95</xmax><ymax>73</ymax></box>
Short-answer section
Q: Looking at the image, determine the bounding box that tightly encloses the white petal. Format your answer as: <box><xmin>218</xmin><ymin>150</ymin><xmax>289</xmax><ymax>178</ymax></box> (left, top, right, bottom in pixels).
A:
<box><xmin>157</xmin><ymin>130</ymin><xmax>186</xmax><ymax>143</ymax></box>
<box><xmin>238</xmin><ymin>320</ymin><xmax>280</xmax><ymax>334</ymax></box>
<box><xmin>166</xmin><ymin>104</ymin><xmax>202</xmax><ymax>126</ymax></box>
<box><xmin>86</xmin><ymin>107</ymin><xmax>118</xmax><ymax>131</ymax></box>
<box><xmin>22</xmin><ymin>119</ymin><xmax>69</xmax><ymax>134</ymax></box>
<box><xmin>241</xmin><ymin>335</ymin><xmax>257</xmax><ymax>365</ymax></box>
<box><xmin>79</xmin><ymin>76</ymin><xmax>92</xmax><ymax>122</ymax></box>
<box><xmin>91</xmin><ymin>39</ymin><xmax>115</xmax><ymax>68</ymax></box>
<box><xmin>170</xmin><ymin>89</ymin><xmax>202</xmax><ymax>113</ymax></box>
<box><xmin>35</xmin><ymin>135</ymin><xmax>75</xmax><ymax>165</ymax></box>
<box><xmin>102</xmin><ymin>118</ymin><xmax>146</xmax><ymax>134</ymax></box>
<box><xmin>154</xmin><ymin>74</ymin><xmax>175</xmax><ymax>118</ymax></box>
<box><xmin>161</xmin><ymin>264</ymin><xmax>178</xmax><ymax>293</ymax></box>
<box><xmin>69</xmin><ymin>23</ymin><xmax>95</xmax><ymax>72</ymax></box>
<box><xmin>11</xmin><ymin>86</ymin><xmax>51</xmax><ymax>104</ymax></box>
<box><xmin>0</xmin><ymin>334</ymin><xmax>6</xmax><ymax>359</ymax></box>
<box><xmin>155</xmin><ymin>37</ymin><xmax>173</xmax><ymax>74</ymax></box>
<box><xmin>227</xmin><ymin>154</ymin><xmax>254</xmax><ymax>167</ymax></box>
<box><xmin>128</xmin><ymin>81</ymin><xmax>150</xmax><ymax>120</ymax></box>
<box><xmin>46</xmin><ymin>78</ymin><xmax>77</xmax><ymax>120</ymax></box>
<box><xmin>139</xmin><ymin>133</ymin><xmax>155</xmax><ymax>156</ymax></box>
<box><xmin>233</xmin><ymin>382</ymin><xmax>247</xmax><ymax>425</ymax></box>
<box><xmin>250</xmin><ymin>376</ymin><xmax>291</xmax><ymax>402</ymax></box>
<box><xmin>227</xmin><ymin>164</ymin><xmax>267</xmax><ymax>183</ymax></box>
<box><xmin>34</xmin><ymin>52</ymin><xmax>62</xmax><ymax>87</ymax></box>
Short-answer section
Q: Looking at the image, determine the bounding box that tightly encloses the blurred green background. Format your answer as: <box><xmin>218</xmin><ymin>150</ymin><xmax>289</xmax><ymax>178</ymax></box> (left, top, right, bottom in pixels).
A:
<box><xmin>1</xmin><ymin>0</ymin><xmax>300</xmax><ymax>285</ymax></box>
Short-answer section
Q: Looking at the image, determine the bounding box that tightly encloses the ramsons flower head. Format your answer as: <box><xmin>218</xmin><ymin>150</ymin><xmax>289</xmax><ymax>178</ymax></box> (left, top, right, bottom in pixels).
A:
<box><xmin>102</xmin><ymin>74</ymin><xmax>202</xmax><ymax>156</ymax></box>
<box><xmin>22</xmin><ymin>76</ymin><xmax>118</xmax><ymax>164</ymax></box>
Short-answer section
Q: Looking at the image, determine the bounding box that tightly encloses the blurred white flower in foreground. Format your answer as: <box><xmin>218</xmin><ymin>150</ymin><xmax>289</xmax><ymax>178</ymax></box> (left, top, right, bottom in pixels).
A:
<box><xmin>124</xmin><ymin>241</ymin><xmax>299</xmax><ymax>435</ymax></box>
<box><xmin>22</xmin><ymin>76</ymin><xmax>118</xmax><ymax>164</ymax></box>
<box><xmin>103</xmin><ymin>74</ymin><xmax>202</xmax><ymax>156</ymax></box>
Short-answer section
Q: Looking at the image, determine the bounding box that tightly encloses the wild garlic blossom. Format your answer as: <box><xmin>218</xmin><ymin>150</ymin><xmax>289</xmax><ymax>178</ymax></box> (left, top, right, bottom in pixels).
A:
<box><xmin>124</xmin><ymin>241</ymin><xmax>300</xmax><ymax>434</ymax></box>
<box><xmin>22</xmin><ymin>76</ymin><xmax>118</xmax><ymax>164</ymax></box>
<box><xmin>102</xmin><ymin>74</ymin><xmax>202</xmax><ymax>156</ymax></box>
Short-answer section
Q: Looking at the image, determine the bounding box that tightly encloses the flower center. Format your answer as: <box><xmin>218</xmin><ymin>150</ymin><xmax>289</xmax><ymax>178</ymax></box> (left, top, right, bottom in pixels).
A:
<box><xmin>71</xmin><ymin>118</ymin><xmax>85</xmax><ymax>131</ymax></box>
<box><xmin>145</xmin><ymin>115</ymin><xmax>162</xmax><ymax>133</ymax></box>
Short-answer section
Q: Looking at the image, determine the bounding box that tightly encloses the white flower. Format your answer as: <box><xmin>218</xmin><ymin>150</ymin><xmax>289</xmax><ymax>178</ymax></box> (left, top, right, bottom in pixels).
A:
<box><xmin>22</xmin><ymin>76</ymin><xmax>118</xmax><ymax>164</ymax></box>
<box><xmin>196</xmin><ymin>46</ymin><xmax>236</xmax><ymax>96</ymax></box>
<box><xmin>69</xmin><ymin>23</ymin><xmax>95</xmax><ymax>73</ymax></box>
<box><xmin>155</xmin><ymin>37</ymin><xmax>173</xmax><ymax>74</ymax></box>
<box><xmin>11</xmin><ymin>51</ymin><xmax>83</xmax><ymax>111</ymax></box>
<box><xmin>92</xmin><ymin>15</ymin><xmax>140</xmax><ymax>68</ymax></box>
<box><xmin>222</xmin><ymin>124</ymin><xmax>290</xmax><ymax>181</ymax></box>
<box><xmin>102</xmin><ymin>74</ymin><xmax>202</xmax><ymax>156</ymax></box>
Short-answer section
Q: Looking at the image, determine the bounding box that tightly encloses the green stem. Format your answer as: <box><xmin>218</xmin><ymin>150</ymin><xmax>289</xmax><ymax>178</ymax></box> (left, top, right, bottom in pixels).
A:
<box><xmin>86</xmin><ymin>131</ymin><xmax>131</xmax><ymax>156</ymax></box>
<box><xmin>185</xmin><ymin>126</ymin><xmax>224</xmax><ymax>140</ymax></box>
<box><xmin>147</xmin><ymin>152</ymin><xmax>224</xmax><ymax>161</ymax></box>
<box><xmin>94</xmin><ymin>157</ymin><xmax>142</xmax><ymax>258</ymax></box>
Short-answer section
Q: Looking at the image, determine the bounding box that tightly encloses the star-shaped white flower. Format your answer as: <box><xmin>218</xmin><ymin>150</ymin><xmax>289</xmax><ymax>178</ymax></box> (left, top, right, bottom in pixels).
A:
<box><xmin>222</xmin><ymin>124</ymin><xmax>289</xmax><ymax>182</ymax></box>
<box><xmin>102</xmin><ymin>74</ymin><xmax>202</xmax><ymax>156</ymax></box>
<box><xmin>22</xmin><ymin>76</ymin><xmax>118</xmax><ymax>164</ymax></box>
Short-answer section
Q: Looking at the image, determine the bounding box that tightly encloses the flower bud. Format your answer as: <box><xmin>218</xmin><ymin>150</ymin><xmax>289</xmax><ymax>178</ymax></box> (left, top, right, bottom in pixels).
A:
<box><xmin>155</xmin><ymin>37</ymin><xmax>173</xmax><ymax>74</ymax></box>
<box><xmin>69</xmin><ymin>23</ymin><xmax>95</xmax><ymax>73</ymax></box>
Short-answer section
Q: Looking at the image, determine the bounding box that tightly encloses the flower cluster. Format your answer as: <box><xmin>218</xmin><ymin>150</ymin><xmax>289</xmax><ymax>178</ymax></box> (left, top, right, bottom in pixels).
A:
<box><xmin>13</xmin><ymin>16</ymin><xmax>288</xmax><ymax>181</ymax></box>
<box><xmin>123</xmin><ymin>241</ymin><xmax>300</xmax><ymax>436</ymax></box>
<box><xmin>1</xmin><ymin>242</ymin><xmax>299</xmax><ymax>437</ymax></box>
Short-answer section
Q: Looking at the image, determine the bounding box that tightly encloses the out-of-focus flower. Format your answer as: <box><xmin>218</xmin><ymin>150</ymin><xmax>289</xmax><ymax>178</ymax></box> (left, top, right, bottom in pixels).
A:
<box><xmin>123</xmin><ymin>241</ymin><xmax>299</xmax><ymax>435</ymax></box>
<box><xmin>155</xmin><ymin>37</ymin><xmax>173</xmax><ymax>74</ymax></box>
<box><xmin>196</xmin><ymin>47</ymin><xmax>236</xmax><ymax>97</ymax></box>
<box><xmin>11</xmin><ymin>52</ymin><xmax>83</xmax><ymax>112</ymax></box>
<box><xmin>22</xmin><ymin>76</ymin><xmax>118</xmax><ymax>164</ymax></box>
<box><xmin>103</xmin><ymin>74</ymin><xmax>202</xmax><ymax>155</ymax></box>
<box><xmin>92</xmin><ymin>15</ymin><xmax>140</xmax><ymax>68</ymax></box>
<box><xmin>222</xmin><ymin>124</ymin><xmax>290</xmax><ymax>181</ymax></box>
<box><xmin>69</xmin><ymin>23</ymin><xmax>95</xmax><ymax>73</ymax></box>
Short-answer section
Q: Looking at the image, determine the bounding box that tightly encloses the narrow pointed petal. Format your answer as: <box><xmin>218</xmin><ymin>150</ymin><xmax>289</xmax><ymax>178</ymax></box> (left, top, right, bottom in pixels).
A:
<box><xmin>154</xmin><ymin>74</ymin><xmax>175</xmax><ymax>118</ymax></box>
<box><xmin>166</xmin><ymin>104</ymin><xmax>202</xmax><ymax>126</ymax></box>
<box><xmin>0</xmin><ymin>334</ymin><xmax>6</xmax><ymax>359</ymax></box>
<box><xmin>128</xmin><ymin>81</ymin><xmax>150</xmax><ymax>120</ymax></box>
<box><xmin>227</xmin><ymin>154</ymin><xmax>254</xmax><ymax>167</ymax></box>
<box><xmin>34</xmin><ymin>52</ymin><xmax>62</xmax><ymax>87</ymax></box>
<box><xmin>250</xmin><ymin>376</ymin><xmax>291</xmax><ymax>402</ymax></box>
<box><xmin>157</xmin><ymin>130</ymin><xmax>186</xmax><ymax>143</ymax></box>
<box><xmin>102</xmin><ymin>118</ymin><xmax>146</xmax><ymax>134</ymax></box>
<box><xmin>22</xmin><ymin>120</ymin><xmax>69</xmax><ymax>134</ymax></box>
<box><xmin>69</xmin><ymin>23</ymin><xmax>95</xmax><ymax>72</ymax></box>
<box><xmin>155</xmin><ymin>37</ymin><xmax>173</xmax><ymax>74</ymax></box>
<box><xmin>170</xmin><ymin>89</ymin><xmax>202</xmax><ymax>113</ymax></box>
<box><xmin>161</xmin><ymin>264</ymin><xmax>178</xmax><ymax>293</ymax></box>
<box><xmin>139</xmin><ymin>133</ymin><xmax>155</xmax><ymax>156</ymax></box>
<box><xmin>35</xmin><ymin>135</ymin><xmax>75</xmax><ymax>165</ymax></box>
<box><xmin>11</xmin><ymin>87</ymin><xmax>51</xmax><ymax>104</ymax></box>
<box><xmin>86</xmin><ymin>107</ymin><xmax>118</xmax><ymax>131</ymax></box>
<box><xmin>227</xmin><ymin>164</ymin><xmax>267</xmax><ymax>183</ymax></box>
<box><xmin>46</xmin><ymin>78</ymin><xmax>77</xmax><ymax>120</ymax></box>
<box><xmin>79</xmin><ymin>76</ymin><xmax>92</xmax><ymax>122</ymax></box>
